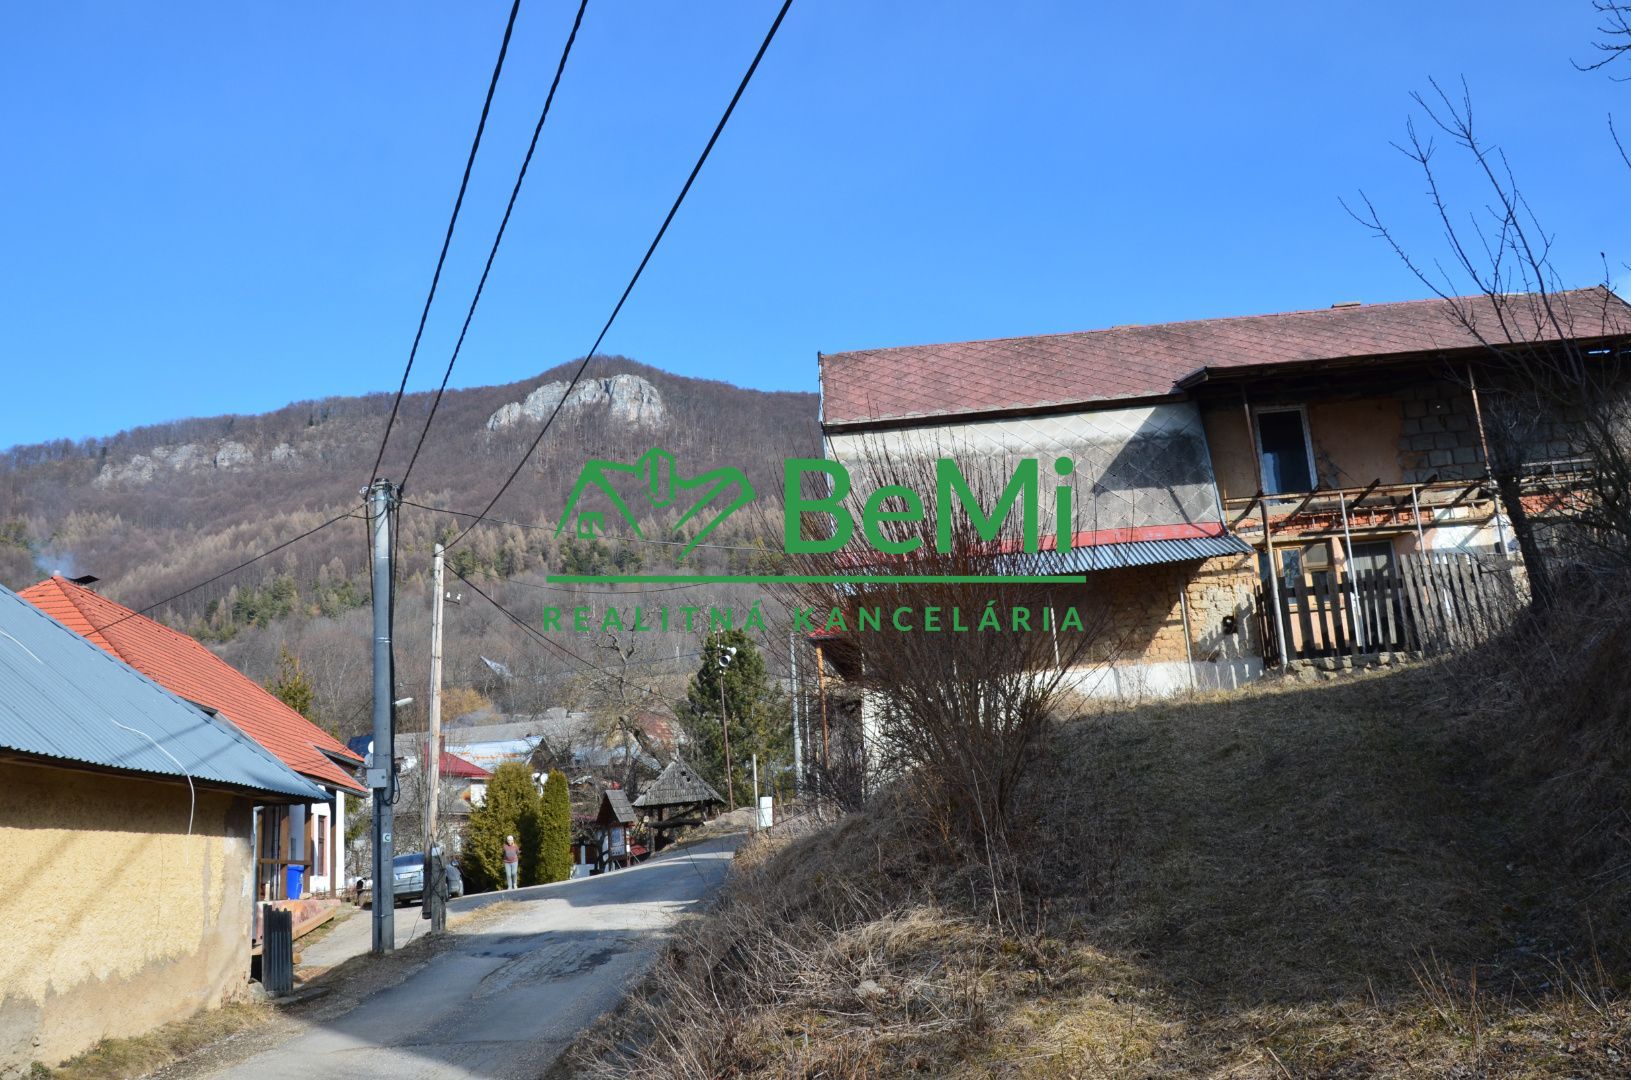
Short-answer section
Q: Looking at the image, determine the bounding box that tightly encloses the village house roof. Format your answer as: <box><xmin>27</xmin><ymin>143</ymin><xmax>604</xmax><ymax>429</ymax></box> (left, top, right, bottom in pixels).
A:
<box><xmin>632</xmin><ymin>757</ymin><xmax>724</xmax><ymax>809</ymax></box>
<box><xmin>0</xmin><ymin>586</ymin><xmax>327</xmax><ymax>802</ymax></box>
<box><xmin>818</xmin><ymin>287</ymin><xmax>1631</xmax><ymax>428</ymax></box>
<box><xmin>19</xmin><ymin>575</ymin><xmax>365</xmax><ymax>795</ymax></box>
<box><xmin>435</xmin><ymin>750</ymin><xmax>489</xmax><ymax>779</ymax></box>
<box><xmin>598</xmin><ymin>786</ymin><xmax>637</xmax><ymax>825</ymax></box>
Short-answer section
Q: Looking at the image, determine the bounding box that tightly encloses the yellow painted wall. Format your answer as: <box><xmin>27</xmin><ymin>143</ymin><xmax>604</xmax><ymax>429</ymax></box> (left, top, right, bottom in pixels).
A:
<box><xmin>1308</xmin><ymin>398</ymin><xmax>1404</xmax><ymax>488</ymax></box>
<box><xmin>1200</xmin><ymin>402</ymin><xmax>1258</xmax><ymax>503</ymax></box>
<box><xmin>0</xmin><ymin>760</ymin><xmax>255</xmax><ymax>1073</ymax></box>
<box><xmin>1202</xmin><ymin>397</ymin><xmax>1405</xmax><ymax>499</ymax></box>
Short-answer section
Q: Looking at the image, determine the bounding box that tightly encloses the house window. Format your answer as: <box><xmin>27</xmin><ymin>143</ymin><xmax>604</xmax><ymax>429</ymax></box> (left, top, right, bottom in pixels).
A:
<box><xmin>1348</xmin><ymin>539</ymin><xmax>1396</xmax><ymax>577</ymax></box>
<box><xmin>1256</xmin><ymin>407</ymin><xmax>1316</xmax><ymax>494</ymax></box>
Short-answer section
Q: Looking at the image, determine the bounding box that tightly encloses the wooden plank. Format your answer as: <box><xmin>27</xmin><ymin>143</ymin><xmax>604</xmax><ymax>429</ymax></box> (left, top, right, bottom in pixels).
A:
<box><xmin>1398</xmin><ymin>560</ymin><xmax>1424</xmax><ymax>654</ymax></box>
<box><xmin>1421</xmin><ymin>553</ymin><xmax>1448</xmax><ymax>650</ymax></box>
<box><xmin>1361</xmin><ymin>569</ymin><xmax>1384</xmax><ymax>651</ymax></box>
<box><xmin>1454</xmin><ymin>557</ymin><xmax>1480</xmax><ymax>642</ymax></box>
<box><xmin>1376</xmin><ymin>570</ymin><xmax>1402</xmax><ymax>655</ymax></box>
<box><xmin>1459</xmin><ymin>556</ymin><xmax>1488</xmax><ymax>641</ymax></box>
<box><xmin>1318</xmin><ymin>572</ymin><xmax>1349</xmax><ymax>654</ymax></box>
<box><xmin>1256</xmin><ymin>585</ymin><xmax>1277</xmax><ymax>665</ymax></box>
<box><xmin>1408</xmin><ymin>554</ymin><xmax>1442</xmax><ymax>655</ymax></box>
<box><xmin>1292</xmin><ymin>573</ymin><xmax>1318</xmax><ymax>658</ymax></box>
<box><xmin>1385</xmin><ymin>568</ymin><xmax>1408</xmax><ymax>651</ymax></box>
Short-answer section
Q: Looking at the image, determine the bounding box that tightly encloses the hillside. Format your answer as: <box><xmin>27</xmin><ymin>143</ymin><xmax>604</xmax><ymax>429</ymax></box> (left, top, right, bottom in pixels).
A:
<box><xmin>0</xmin><ymin>358</ymin><xmax>820</xmax><ymax>738</ymax></box>
<box><xmin>569</xmin><ymin>664</ymin><xmax>1631</xmax><ymax>1078</ymax></box>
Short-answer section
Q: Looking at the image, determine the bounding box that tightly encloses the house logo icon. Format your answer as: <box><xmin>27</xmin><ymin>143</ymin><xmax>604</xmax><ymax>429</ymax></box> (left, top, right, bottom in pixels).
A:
<box><xmin>554</xmin><ymin>448</ymin><xmax>755</xmax><ymax>559</ymax></box>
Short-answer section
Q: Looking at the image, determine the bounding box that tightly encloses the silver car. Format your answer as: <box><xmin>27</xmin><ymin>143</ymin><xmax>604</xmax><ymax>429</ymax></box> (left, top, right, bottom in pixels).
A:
<box><xmin>389</xmin><ymin>851</ymin><xmax>464</xmax><ymax>905</ymax></box>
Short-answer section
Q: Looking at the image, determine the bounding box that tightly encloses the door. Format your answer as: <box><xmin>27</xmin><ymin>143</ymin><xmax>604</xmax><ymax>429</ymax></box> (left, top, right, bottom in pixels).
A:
<box><xmin>1348</xmin><ymin>540</ymin><xmax>1404</xmax><ymax>651</ymax></box>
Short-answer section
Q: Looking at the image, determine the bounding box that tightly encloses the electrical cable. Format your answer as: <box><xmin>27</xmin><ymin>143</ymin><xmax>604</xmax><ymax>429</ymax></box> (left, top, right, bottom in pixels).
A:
<box><xmin>368</xmin><ymin>0</ymin><xmax>525</xmax><ymax>485</ymax></box>
<box><xmin>89</xmin><ymin>506</ymin><xmax>363</xmax><ymax>633</ymax></box>
<box><xmin>399</xmin><ymin>0</ymin><xmax>590</xmax><ymax>494</ymax></box>
<box><xmin>402</xmin><ymin>498</ymin><xmax>776</xmax><ymax>553</ymax></box>
<box><xmin>448</xmin><ymin>566</ymin><xmax>672</xmax><ymax>704</ymax></box>
<box><xmin>445</xmin><ymin>0</ymin><xmax>796</xmax><ymax>549</ymax></box>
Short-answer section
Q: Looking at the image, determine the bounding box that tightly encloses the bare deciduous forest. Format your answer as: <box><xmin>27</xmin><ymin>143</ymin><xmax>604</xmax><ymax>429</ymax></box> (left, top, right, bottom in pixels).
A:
<box><xmin>0</xmin><ymin>357</ymin><xmax>819</xmax><ymax>741</ymax></box>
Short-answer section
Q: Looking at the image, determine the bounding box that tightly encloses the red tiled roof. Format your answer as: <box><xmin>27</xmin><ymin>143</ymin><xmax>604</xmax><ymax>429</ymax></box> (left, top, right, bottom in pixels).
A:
<box><xmin>820</xmin><ymin>288</ymin><xmax>1631</xmax><ymax>427</ymax></box>
<box><xmin>424</xmin><ymin>745</ymin><xmax>489</xmax><ymax>780</ymax></box>
<box><xmin>19</xmin><ymin>576</ymin><xmax>365</xmax><ymax>795</ymax></box>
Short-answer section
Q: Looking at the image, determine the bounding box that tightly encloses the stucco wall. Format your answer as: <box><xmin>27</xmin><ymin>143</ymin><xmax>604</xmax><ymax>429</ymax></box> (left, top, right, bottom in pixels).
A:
<box><xmin>0</xmin><ymin>761</ymin><xmax>255</xmax><ymax>1075</ymax></box>
<box><xmin>1310</xmin><ymin>397</ymin><xmax>1406</xmax><ymax>487</ymax></box>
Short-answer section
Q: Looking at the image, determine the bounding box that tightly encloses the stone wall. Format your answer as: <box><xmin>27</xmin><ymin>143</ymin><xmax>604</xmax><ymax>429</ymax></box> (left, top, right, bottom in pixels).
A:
<box><xmin>1397</xmin><ymin>379</ymin><xmax>1486</xmax><ymax>484</ymax></box>
<box><xmin>0</xmin><ymin>761</ymin><xmax>256</xmax><ymax>1076</ymax></box>
<box><xmin>1048</xmin><ymin>554</ymin><xmax>1265</xmax><ymax>697</ymax></box>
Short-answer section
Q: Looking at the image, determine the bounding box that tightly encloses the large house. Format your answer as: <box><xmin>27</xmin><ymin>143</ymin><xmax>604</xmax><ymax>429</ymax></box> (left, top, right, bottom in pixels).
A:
<box><xmin>818</xmin><ymin>288</ymin><xmax>1631</xmax><ymax>695</ymax></box>
<box><xmin>0</xmin><ymin>585</ymin><xmax>324</xmax><ymax>1073</ymax></box>
<box><xmin>19</xmin><ymin>574</ymin><xmax>365</xmax><ymax>899</ymax></box>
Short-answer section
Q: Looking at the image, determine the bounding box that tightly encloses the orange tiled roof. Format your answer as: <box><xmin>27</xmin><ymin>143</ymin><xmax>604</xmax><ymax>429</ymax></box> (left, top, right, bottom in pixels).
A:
<box><xmin>820</xmin><ymin>287</ymin><xmax>1631</xmax><ymax>427</ymax></box>
<box><xmin>18</xmin><ymin>576</ymin><xmax>364</xmax><ymax>795</ymax></box>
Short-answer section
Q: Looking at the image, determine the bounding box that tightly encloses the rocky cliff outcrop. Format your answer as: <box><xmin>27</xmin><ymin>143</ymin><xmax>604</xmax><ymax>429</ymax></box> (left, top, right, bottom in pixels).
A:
<box><xmin>93</xmin><ymin>439</ymin><xmax>258</xmax><ymax>488</ymax></box>
<box><xmin>486</xmin><ymin>374</ymin><xmax>666</xmax><ymax>432</ymax></box>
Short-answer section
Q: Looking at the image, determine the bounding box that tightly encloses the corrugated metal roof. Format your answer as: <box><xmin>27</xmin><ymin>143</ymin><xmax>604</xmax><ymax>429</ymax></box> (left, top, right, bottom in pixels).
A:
<box><xmin>0</xmin><ymin>586</ymin><xmax>328</xmax><ymax>802</ymax></box>
<box><xmin>18</xmin><ymin>576</ymin><xmax>365</xmax><ymax>794</ymax></box>
<box><xmin>998</xmin><ymin>533</ymin><xmax>1255</xmax><ymax>573</ymax></box>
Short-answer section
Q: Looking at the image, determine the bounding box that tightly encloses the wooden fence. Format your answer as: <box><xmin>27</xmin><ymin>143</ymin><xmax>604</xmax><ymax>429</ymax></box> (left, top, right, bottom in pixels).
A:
<box><xmin>1259</xmin><ymin>552</ymin><xmax>1525</xmax><ymax>663</ymax></box>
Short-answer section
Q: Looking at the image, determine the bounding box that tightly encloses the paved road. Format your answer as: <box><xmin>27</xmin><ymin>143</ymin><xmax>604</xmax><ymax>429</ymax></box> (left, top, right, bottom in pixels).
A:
<box><xmin>213</xmin><ymin>834</ymin><xmax>743</xmax><ymax>1079</ymax></box>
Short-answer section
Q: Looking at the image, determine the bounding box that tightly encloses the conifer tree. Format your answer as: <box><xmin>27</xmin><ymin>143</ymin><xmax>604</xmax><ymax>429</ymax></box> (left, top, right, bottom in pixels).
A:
<box><xmin>537</xmin><ymin>770</ymin><xmax>574</xmax><ymax>884</ymax></box>
<box><xmin>464</xmin><ymin>761</ymin><xmax>540</xmax><ymax>892</ymax></box>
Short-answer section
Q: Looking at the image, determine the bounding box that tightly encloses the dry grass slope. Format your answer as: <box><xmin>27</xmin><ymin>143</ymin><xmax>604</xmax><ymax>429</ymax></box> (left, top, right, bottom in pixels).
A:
<box><xmin>565</xmin><ymin>664</ymin><xmax>1631</xmax><ymax>1078</ymax></box>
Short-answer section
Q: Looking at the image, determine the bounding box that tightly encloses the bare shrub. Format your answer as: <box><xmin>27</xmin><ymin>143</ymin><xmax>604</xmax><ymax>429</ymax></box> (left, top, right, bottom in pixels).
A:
<box><xmin>775</xmin><ymin>444</ymin><xmax>1110</xmax><ymax>867</ymax></box>
<box><xmin>1349</xmin><ymin>79</ymin><xmax>1631</xmax><ymax>601</ymax></box>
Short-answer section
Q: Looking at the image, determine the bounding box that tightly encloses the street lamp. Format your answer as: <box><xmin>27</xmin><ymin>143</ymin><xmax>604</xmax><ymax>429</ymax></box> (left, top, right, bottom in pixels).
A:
<box><xmin>717</xmin><ymin>646</ymin><xmax>737</xmax><ymax>810</ymax></box>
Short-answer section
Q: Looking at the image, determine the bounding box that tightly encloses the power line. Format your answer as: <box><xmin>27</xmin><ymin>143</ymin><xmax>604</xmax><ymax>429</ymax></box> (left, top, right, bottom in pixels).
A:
<box><xmin>500</xmin><ymin>577</ymin><xmax>714</xmax><ymax>595</ymax></box>
<box><xmin>399</xmin><ymin>0</ymin><xmax>591</xmax><ymax>493</ymax></box>
<box><xmin>401</xmin><ymin>498</ymin><xmax>778</xmax><ymax>554</ymax></box>
<box><xmin>368</xmin><ymin>0</ymin><xmax>524</xmax><ymax>485</ymax></box>
<box><xmin>446</xmin><ymin>0</ymin><xmax>797</xmax><ymax>549</ymax></box>
<box><xmin>91</xmin><ymin>506</ymin><xmax>363</xmax><ymax>633</ymax></box>
<box><xmin>448</xmin><ymin>566</ymin><xmax>673</xmax><ymax>703</ymax></box>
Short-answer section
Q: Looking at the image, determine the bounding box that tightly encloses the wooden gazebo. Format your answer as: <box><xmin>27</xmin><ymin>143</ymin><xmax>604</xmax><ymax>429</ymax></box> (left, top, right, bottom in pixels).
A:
<box><xmin>632</xmin><ymin>757</ymin><xmax>724</xmax><ymax>852</ymax></box>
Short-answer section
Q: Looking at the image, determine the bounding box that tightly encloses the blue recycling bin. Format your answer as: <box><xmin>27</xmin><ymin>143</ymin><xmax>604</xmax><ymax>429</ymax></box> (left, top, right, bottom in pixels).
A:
<box><xmin>285</xmin><ymin>865</ymin><xmax>305</xmax><ymax>899</ymax></box>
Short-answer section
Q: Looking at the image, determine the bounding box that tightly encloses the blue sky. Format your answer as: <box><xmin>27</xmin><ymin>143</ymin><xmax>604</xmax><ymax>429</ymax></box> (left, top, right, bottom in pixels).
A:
<box><xmin>3</xmin><ymin>1</ymin><xmax>1628</xmax><ymax>449</ymax></box>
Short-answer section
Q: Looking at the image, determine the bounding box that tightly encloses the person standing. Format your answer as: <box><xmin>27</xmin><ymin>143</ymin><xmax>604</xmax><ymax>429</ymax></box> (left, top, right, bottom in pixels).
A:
<box><xmin>502</xmin><ymin>835</ymin><xmax>520</xmax><ymax>890</ymax></box>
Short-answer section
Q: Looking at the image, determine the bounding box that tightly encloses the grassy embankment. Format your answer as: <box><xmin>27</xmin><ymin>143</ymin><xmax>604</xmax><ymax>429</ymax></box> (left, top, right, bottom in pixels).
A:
<box><xmin>569</xmin><ymin>653</ymin><xmax>1631</xmax><ymax>1077</ymax></box>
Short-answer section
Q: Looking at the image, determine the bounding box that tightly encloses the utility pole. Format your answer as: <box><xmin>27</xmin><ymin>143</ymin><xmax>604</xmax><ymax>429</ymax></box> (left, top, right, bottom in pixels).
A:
<box><xmin>422</xmin><ymin>543</ymin><xmax>447</xmax><ymax>933</ymax></box>
<box><xmin>718</xmin><ymin>672</ymin><xmax>735</xmax><ymax>811</ymax></box>
<box><xmin>366</xmin><ymin>479</ymin><xmax>398</xmax><ymax>955</ymax></box>
<box><xmin>751</xmin><ymin>752</ymin><xmax>760</xmax><ymax>832</ymax></box>
<box><xmin>716</xmin><ymin>643</ymin><xmax>738</xmax><ymax>810</ymax></box>
<box><xmin>788</xmin><ymin>631</ymin><xmax>802</xmax><ymax>799</ymax></box>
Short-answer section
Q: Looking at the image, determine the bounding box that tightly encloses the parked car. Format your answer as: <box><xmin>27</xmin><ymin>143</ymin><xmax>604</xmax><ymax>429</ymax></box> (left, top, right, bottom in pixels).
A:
<box><xmin>352</xmin><ymin>852</ymin><xmax>465</xmax><ymax>906</ymax></box>
<box><xmin>392</xmin><ymin>851</ymin><xmax>465</xmax><ymax>904</ymax></box>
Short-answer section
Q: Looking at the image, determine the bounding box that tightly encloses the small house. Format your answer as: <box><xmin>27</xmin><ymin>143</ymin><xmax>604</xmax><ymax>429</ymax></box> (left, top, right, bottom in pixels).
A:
<box><xmin>0</xmin><ymin>585</ymin><xmax>325</xmax><ymax>1073</ymax></box>
<box><xmin>19</xmin><ymin>575</ymin><xmax>365</xmax><ymax>900</ymax></box>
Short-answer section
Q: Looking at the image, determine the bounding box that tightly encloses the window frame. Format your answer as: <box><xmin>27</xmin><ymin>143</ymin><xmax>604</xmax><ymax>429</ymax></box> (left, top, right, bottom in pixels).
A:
<box><xmin>1253</xmin><ymin>404</ymin><xmax>1318</xmax><ymax>495</ymax></box>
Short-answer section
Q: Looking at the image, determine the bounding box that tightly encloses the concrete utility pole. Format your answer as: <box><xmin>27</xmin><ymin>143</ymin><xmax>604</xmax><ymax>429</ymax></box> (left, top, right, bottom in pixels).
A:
<box><xmin>717</xmin><ymin>645</ymin><xmax>737</xmax><ymax>810</ymax></box>
<box><xmin>366</xmin><ymin>479</ymin><xmax>398</xmax><ymax>954</ymax></box>
<box><xmin>788</xmin><ymin>631</ymin><xmax>802</xmax><ymax>798</ymax></box>
<box><xmin>423</xmin><ymin>543</ymin><xmax>447</xmax><ymax>933</ymax></box>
